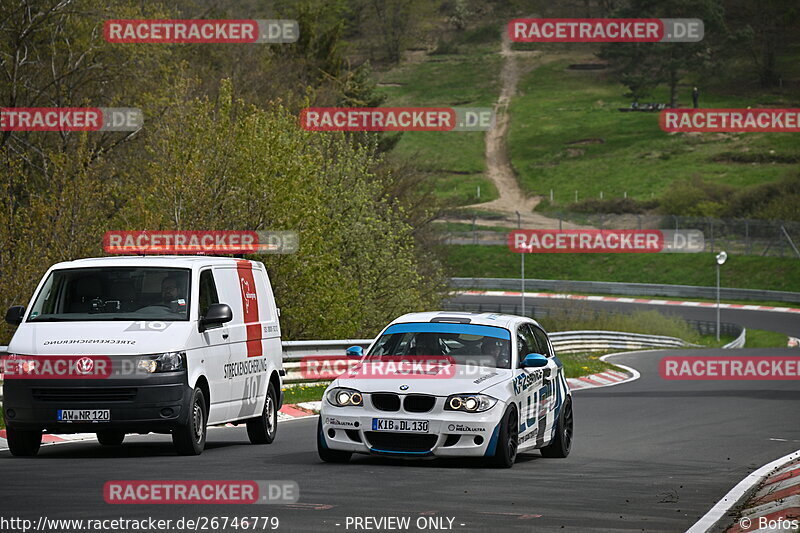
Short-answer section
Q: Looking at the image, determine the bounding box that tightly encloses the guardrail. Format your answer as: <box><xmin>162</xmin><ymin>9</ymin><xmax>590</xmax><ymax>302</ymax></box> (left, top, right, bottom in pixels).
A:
<box><xmin>0</xmin><ymin>328</ymin><xmax>747</xmax><ymax>397</ymax></box>
<box><xmin>451</xmin><ymin>277</ymin><xmax>800</xmax><ymax>304</ymax></box>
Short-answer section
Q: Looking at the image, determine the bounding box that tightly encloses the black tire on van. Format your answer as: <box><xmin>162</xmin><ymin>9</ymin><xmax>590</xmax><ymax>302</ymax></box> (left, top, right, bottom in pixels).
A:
<box><xmin>97</xmin><ymin>430</ymin><xmax>125</xmax><ymax>446</ymax></box>
<box><xmin>246</xmin><ymin>382</ymin><xmax>278</xmax><ymax>444</ymax></box>
<box><xmin>6</xmin><ymin>426</ymin><xmax>42</xmax><ymax>457</ymax></box>
<box><xmin>172</xmin><ymin>387</ymin><xmax>207</xmax><ymax>456</ymax></box>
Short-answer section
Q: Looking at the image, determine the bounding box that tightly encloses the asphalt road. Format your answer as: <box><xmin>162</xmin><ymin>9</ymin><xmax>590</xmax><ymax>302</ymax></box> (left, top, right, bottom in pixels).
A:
<box><xmin>3</xmin><ymin>345</ymin><xmax>799</xmax><ymax>532</ymax></box>
<box><xmin>449</xmin><ymin>293</ymin><xmax>800</xmax><ymax>337</ymax></box>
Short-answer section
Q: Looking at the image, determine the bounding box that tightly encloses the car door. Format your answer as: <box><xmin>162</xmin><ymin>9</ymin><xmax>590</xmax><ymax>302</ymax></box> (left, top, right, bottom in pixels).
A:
<box><xmin>513</xmin><ymin>323</ymin><xmax>544</xmax><ymax>446</ymax></box>
<box><xmin>530</xmin><ymin>324</ymin><xmax>561</xmax><ymax>446</ymax></box>
<box><xmin>196</xmin><ymin>268</ymin><xmax>232</xmax><ymax>424</ymax></box>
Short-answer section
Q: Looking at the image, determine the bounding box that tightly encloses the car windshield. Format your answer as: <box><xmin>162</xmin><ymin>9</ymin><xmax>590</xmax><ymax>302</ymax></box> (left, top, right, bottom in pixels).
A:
<box><xmin>27</xmin><ymin>267</ymin><xmax>191</xmax><ymax>322</ymax></box>
<box><xmin>367</xmin><ymin>322</ymin><xmax>512</xmax><ymax>369</ymax></box>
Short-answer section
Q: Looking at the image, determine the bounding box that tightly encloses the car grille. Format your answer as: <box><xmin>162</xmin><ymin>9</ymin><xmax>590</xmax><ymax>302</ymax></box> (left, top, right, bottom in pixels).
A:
<box><xmin>365</xmin><ymin>432</ymin><xmax>437</xmax><ymax>453</ymax></box>
<box><xmin>403</xmin><ymin>394</ymin><xmax>435</xmax><ymax>413</ymax></box>
<box><xmin>371</xmin><ymin>393</ymin><xmax>400</xmax><ymax>412</ymax></box>
<box><xmin>32</xmin><ymin>387</ymin><xmax>137</xmax><ymax>403</ymax></box>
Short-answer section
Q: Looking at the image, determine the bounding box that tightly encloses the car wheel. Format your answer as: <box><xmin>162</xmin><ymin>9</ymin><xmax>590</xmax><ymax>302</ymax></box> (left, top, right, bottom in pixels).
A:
<box><xmin>97</xmin><ymin>430</ymin><xmax>125</xmax><ymax>446</ymax></box>
<box><xmin>247</xmin><ymin>382</ymin><xmax>278</xmax><ymax>444</ymax></box>
<box><xmin>490</xmin><ymin>405</ymin><xmax>518</xmax><ymax>468</ymax></box>
<box><xmin>317</xmin><ymin>418</ymin><xmax>351</xmax><ymax>463</ymax></box>
<box><xmin>541</xmin><ymin>396</ymin><xmax>573</xmax><ymax>458</ymax></box>
<box><xmin>172</xmin><ymin>387</ymin><xmax>207</xmax><ymax>456</ymax></box>
<box><xmin>6</xmin><ymin>426</ymin><xmax>42</xmax><ymax>457</ymax></box>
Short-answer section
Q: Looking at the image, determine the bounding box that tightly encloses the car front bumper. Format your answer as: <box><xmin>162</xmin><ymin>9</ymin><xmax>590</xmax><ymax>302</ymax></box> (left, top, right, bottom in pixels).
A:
<box><xmin>318</xmin><ymin>402</ymin><xmax>506</xmax><ymax>458</ymax></box>
<box><xmin>2</xmin><ymin>373</ymin><xmax>192</xmax><ymax>434</ymax></box>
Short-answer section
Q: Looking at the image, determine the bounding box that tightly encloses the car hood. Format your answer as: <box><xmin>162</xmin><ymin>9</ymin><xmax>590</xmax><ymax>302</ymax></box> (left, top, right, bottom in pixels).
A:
<box><xmin>7</xmin><ymin>321</ymin><xmax>193</xmax><ymax>356</ymax></box>
<box><xmin>333</xmin><ymin>362</ymin><xmax>511</xmax><ymax>396</ymax></box>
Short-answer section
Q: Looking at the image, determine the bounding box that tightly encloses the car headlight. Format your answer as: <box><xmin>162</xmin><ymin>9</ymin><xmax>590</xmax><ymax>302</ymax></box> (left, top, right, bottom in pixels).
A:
<box><xmin>444</xmin><ymin>394</ymin><xmax>498</xmax><ymax>413</ymax></box>
<box><xmin>137</xmin><ymin>352</ymin><xmax>186</xmax><ymax>373</ymax></box>
<box><xmin>326</xmin><ymin>387</ymin><xmax>363</xmax><ymax>407</ymax></box>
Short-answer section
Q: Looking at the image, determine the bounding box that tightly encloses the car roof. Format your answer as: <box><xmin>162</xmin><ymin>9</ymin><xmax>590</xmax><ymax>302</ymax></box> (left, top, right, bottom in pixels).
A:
<box><xmin>388</xmin><ymin>311</ymin><xmax>542</xmax><ymax>331</ymax></box>
<box><xmin>47</xmin><ymin>255</ymin><xmax>254</xmax><ymax>270</ymax></box>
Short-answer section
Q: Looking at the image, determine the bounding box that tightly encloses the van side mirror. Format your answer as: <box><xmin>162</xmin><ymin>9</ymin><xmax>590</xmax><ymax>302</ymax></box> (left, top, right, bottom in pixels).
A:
<box><xmin>346</xmin><ymin>346</ymin><xmax>363</xmax><ymax>358</ymax></box>
<box><xmin>521</xmin><ymin>353</ymin><xmax>548</xmax><ymax>368</ymax></box>
<box><xmin>5</xmin><ymin>305</ymin><xmax>25</xmax><ymax>326</ymax></box>
<box><xmin>199</xmin><ymin>303</ymin><xmax>233</xmax><ymax>332</ymax></box>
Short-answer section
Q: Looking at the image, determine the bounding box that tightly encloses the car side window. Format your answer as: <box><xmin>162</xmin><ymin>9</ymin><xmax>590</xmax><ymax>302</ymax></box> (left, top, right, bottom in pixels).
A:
<box><xmin>198</xmin><ymin>269</ymin><xmax>220</xmax><ymax>319</ymax></box>
<box><xmin>517</xmin><ymin>325</ymin><xmax>535</xmax><ymax>367</ymax></box>
<box><xmin>531</xmin><ymin>326</ymin><xmax>552</xmax><ymax>357</ymax></box>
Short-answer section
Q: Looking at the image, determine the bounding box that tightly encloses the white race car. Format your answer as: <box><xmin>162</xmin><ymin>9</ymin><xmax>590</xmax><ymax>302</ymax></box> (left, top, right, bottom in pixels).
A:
<box><xmin>317</xmin><ymin>312</ymin><xmax>573</xmax><ymax>467</ymax></box>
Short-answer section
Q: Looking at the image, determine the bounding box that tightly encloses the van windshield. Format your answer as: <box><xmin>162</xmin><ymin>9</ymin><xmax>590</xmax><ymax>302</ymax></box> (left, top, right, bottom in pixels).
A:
<box><xmin>27</xmin><ymin>267</ymin><xmax>191</xmax><ymax>322</ymax></box>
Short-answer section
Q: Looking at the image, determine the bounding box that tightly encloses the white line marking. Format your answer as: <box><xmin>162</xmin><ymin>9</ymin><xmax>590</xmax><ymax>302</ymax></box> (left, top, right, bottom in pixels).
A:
<box><xmin>685</xmin><ymin>448</ymin><xmax>800</xmax><ymax>533</ymax></box>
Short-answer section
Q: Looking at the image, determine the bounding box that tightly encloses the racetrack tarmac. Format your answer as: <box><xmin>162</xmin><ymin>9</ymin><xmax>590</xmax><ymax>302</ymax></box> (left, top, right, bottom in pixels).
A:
<box><xmin>3</xmin><ymin>344</ymin><xmax>799</xmax><ymax>532</ymax></box>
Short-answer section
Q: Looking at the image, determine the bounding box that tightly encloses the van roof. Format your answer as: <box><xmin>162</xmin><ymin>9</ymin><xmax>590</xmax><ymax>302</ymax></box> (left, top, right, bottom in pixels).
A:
<box><xmin>48</xmin><ymin>255</ymin><xmax>255</xmax><ymax>270</ymax></box>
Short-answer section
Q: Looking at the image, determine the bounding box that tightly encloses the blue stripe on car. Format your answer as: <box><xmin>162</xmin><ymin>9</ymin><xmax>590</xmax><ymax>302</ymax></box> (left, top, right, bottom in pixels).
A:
<box><xmin>383</xmin><ymin>322</ymin><xmax>511</xmax><ymax>339</ymax></box>
<box><xmin>484</xmin><ymin>422</ymin><xmax>501</xmax><ymax>456</ymax></box>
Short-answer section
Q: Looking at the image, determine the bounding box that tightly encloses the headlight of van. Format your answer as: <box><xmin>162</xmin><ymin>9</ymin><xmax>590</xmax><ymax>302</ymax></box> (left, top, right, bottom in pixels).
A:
<box><xmin>444</xmin><ymin>394</ymin><xmax>498</xmax><ymax>413</ymax></box>
<box><xmin>137</xmin><ymin>352</ymin><xmax>186</xmax><ymax>373</ymax></box>
<box><xmin>326</xmin><ymin>387</ymin><xmax>363</xmax><ymax>407</ymax></box>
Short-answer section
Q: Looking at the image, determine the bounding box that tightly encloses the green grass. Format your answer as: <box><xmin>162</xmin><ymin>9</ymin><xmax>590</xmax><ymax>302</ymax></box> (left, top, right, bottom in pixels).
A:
<box><xmin>559</xmin><ymin>351</ymin><xmax>617</xmax><ymax>378</ymax></box>
<box><xmin>282</xmin><ymin>384</ymin><xmax>327</xmax><ymax>405</ymax></box>
<box><xmin>376</xmin><ymin>49</ymin><xmax>502</xmax><ymax>206</ymax></box>
<box><xmin>445</xmin><ymin>245</ymin><xmax>800</xmax><ymax>293</ymax></box>
<box><xmin>508</xmin><ymin>58</ymin><xmax>800</xmax><ymax>204</ymax></box>
<box><xmin>744</xmin><ymin>329</ymin><xmax>790</xmax><ymax>348</ymax></box>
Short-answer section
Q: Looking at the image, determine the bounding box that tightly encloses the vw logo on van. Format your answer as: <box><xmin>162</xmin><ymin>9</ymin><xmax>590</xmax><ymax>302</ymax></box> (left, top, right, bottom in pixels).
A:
<box><xmin>75</xmin><ymin>357</ymin><xmax>94</xmax><ymax>375</ymax></box>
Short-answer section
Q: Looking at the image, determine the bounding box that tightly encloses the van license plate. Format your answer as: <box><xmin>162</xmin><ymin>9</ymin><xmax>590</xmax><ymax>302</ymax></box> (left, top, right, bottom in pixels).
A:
<box><xmin>57</xmin><ymin>409</ymin><xmax>110</xmax><ymax>422</ymax></box>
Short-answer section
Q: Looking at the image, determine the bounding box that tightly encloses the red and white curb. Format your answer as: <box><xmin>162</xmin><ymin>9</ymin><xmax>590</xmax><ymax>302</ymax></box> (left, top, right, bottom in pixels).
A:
<box><xmin>723</xmin><ymin>458</ymin><xmax>800</xmax><ymax>533</ymax></box>
<box><xmin>687</xmin><ymin>449</ymin><xmax>800</xmax><ymax>533</ymax></box>
<box><xmin>567</xmin><ymin>369</ymin><xmax>633</xmax><ymax>390</ymax></box>
<box><xmin>459</xmin><ymin>290</ymin><xmax>800</xmax><ymax>315</ymax></box>
<box><xmin>0</xmin><ymin>403</ymin><xmax>320</xmax><ymax>452</ymax></box>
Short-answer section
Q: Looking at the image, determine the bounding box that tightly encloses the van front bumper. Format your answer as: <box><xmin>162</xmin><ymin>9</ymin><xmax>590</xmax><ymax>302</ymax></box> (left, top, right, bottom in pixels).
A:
<box><xmin>2</xmin><ymin>372</ymin><xmax>192</xmax><ymax>434</ymax></box>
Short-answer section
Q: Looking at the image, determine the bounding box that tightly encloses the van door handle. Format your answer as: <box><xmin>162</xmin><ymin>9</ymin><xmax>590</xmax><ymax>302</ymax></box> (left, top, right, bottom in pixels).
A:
<box><xmin>222</xmin><ymin>333</ymin><xmax>229</xmax><ymax>339</ymax></box>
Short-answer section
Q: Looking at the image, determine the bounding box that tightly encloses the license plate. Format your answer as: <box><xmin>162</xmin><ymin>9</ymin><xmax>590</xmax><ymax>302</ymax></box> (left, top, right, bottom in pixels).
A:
<box><xmin>372</xmin><ymin>418</ymin><xmax>428</xmax><ymax>433</ymax></box>
<box><xmin>57</xmin><ymin>409</ymin><xmax>110</xmax><ymax>422</ymax></box>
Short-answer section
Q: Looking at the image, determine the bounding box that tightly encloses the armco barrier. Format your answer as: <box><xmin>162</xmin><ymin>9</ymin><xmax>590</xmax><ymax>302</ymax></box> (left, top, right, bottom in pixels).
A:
<box><xmin>0</xmin><ymin>329</ymin><xmax>747</xmax><ymax>396</ymax></box>
<box><xmin>451</xmin><ymin>277</ymin><xmax>800</xmax><ymax>304</ymax></box>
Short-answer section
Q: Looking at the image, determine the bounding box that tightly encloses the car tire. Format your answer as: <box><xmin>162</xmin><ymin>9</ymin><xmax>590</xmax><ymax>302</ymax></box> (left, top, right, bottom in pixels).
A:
<box><xmin>541</xmin><ymin>396</ymin><xmax>573</xmax><ymax>458</ymax></box>
<box><xmin>97</xmin><ymin>430</ymin><xmax>125</xmax><ymax>446</ymax></box>
<box><xmin>490</xmin><ymin>405</ymin><xmax>518</xmax><ymax>468</ymax></box>
<box><xmin>317</xmin><ymin>418</ymin><xmax>351</xmax><ymax>463</ymax></box>
<box><xmin>246</xmin><ymin>382</ymin><xmax>278</xmax><ymax>444</ymax></box>
<box><xmin>6</xmin><ymin>426</ymin><xmax>42</xmax><ymax>457</ymax></box>
<box><xmin>172</xmin><ymin>387</ymin><xmax>207</xmax><ymax>456</ymax></box>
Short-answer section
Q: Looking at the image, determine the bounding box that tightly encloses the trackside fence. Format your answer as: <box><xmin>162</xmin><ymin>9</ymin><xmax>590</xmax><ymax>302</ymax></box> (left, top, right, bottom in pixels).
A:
<box><xmin>0</xmin><ymin>329</ymin><xmax>747</xmax><ymax>399</ymax></box>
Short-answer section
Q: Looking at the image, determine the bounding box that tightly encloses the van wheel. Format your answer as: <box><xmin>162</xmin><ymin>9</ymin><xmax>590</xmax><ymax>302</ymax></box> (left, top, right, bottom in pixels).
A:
<box><xmin>317</xmin><ymin>418</ymin><xmax>351</xmax><ymax>463</ymax></box>
<box><xmin>172</xmin><ymin>387</ymin><xmax>207</xmax><ymax>455</ymax></box>
<box><xmin>246</xmin><ymin>382</ymin><xmax>278</xmax><ymax>444</ymax></box>
<box><xmin>7</xmin><ymin>426</ymin><xmax>42</xmax><ymax>457</ymax></box>
<box><xmin>541</xmin><ymin>396</ymin><xmax>573</xmax><ymax>458</ymax></box>
<box><xmin>97</xmin><ymin>430</ymin><xmax>125</xmax><ymax>446</ymax></box>
<box><xmin>489</xmin><ymin>405</ymin><xmax>518</xmax><ymax>468</ymax></box>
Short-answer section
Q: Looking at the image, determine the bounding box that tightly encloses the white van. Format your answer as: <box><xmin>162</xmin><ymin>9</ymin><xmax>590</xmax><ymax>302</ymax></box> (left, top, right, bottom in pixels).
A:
<box><xmin>2</xmin><ymin>256</ymin><xmax>284</xmax><ymax>456</ymax></box>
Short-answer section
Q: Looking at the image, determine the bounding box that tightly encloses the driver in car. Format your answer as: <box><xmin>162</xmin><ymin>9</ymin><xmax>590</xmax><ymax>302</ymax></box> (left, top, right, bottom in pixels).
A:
<box><xmin>412</xmin><ymin>332</ymin><xmax>442</xmax><ymax>356</ymax></box>
<box><xmin>160</xmin><ymin>276</ymin><xmax>186</xmax><ymax>312</ymax></box>
<box><xmin>482</xmin><ymin>338</ymin><xmax>510</xmax><ymax>368</ymax></box>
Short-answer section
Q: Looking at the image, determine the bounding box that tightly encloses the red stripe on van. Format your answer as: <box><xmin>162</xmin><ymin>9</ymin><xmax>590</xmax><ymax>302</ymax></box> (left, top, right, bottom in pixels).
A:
<box><xmin>235</xmin><ymin>260</ymin><xmax>262</xmax><ymax>357</ymax></box>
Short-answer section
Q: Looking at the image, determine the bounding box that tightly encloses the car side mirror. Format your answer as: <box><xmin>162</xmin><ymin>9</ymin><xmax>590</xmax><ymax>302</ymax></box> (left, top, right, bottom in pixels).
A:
<box><xmin>199</xmin><ymin>303</ymin><xmax>233</xmax><ymax>332</ymax></box>
<box><xmin>5</xmin><ymin>305</ymin><xmax>25</xmax><ymax>326</ymax></box>
<box><xmin>346</xmin><ymin>346</ymin><xmax>363</xmax><ymax>358</ymax></box>
<box><xmin>521</xmin><ymin>353</ymin><xmax>548</xmax><ymax>368</ymax></box>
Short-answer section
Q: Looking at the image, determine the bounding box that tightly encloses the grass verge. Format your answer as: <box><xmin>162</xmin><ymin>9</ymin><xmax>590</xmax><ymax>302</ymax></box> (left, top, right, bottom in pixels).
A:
<box><xmin>445</xmin><ymin>245</ymin><xmax>800</xmax><ymax>293</ymax></box>
<box><xmin>282</xmin><ymin>384</ymin><xmax>328</xmax><ymax>405</ymax></box>
<box><xmin>744</xmin><ymin>329</ymin><xmax>791</xmax><ymax>348</ymax></box>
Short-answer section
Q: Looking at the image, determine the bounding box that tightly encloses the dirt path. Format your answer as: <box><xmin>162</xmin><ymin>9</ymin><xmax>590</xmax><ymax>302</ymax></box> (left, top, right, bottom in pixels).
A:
<box><xmin>462</xmin><ymin>30</ymin><xmax>589</xmax><ymax>229</ymax></box>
